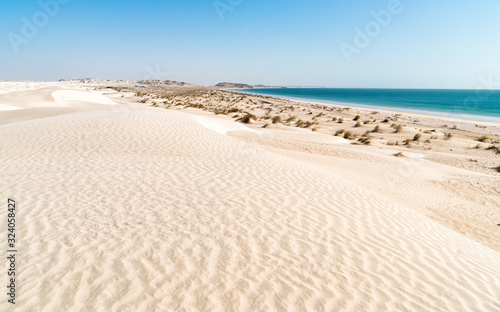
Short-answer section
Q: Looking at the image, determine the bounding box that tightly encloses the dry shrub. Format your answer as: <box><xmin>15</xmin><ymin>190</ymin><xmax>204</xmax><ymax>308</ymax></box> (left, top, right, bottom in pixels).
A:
<box><xmin>358</xmin><ymin>137</ymin><xmax>371</xmax><ymax>145</ymax></box>
<box><xmin>335</xmin><ymin>129</ymin><xmax>345</xmax><ymax>136</ymax></box>
<box><xmin>478</xmin><ymin>135</ymin><xmax>490</xmax><ymax>143</ymax></box>
<box><xmin>343</xmin><ymin>131</ymin><xmax>355</xmax><ymax>140</ymax></box>
<box><xmin>303</xmin><ymin>121</ymin><xmax>314</xmax><ymax>128</ymax></box>
<box><xmin>486</xmin><ymin>145</ymin><xmax>499</xmax><ymax>154</ymax></box>
<box><xmin>240</xmin><ymin>113</ymin><xmax>257</xmax><ymax>124</ymax></box>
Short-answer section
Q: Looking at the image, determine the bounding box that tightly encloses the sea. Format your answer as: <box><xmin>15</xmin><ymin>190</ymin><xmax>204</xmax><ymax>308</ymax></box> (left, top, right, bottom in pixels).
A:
<box><xmin>233</xmin><ymin>88</ymin><xmax>500</xmax><ymax>122</ymax></box>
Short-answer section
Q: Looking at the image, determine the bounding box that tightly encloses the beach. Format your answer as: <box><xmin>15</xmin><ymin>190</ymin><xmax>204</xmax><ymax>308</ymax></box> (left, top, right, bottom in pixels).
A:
<box><xmin>1</xmin><ymin>81</ymin><xmax>499</xmax><ymax>311</ymax></box>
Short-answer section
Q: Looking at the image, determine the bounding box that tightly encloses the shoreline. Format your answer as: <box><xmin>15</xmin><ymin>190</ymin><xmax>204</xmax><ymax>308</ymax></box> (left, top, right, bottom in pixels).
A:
<box><xmin>232</xmin><ymin>88</ymin><xmax>500</xmax><ymax>124</ymax></box>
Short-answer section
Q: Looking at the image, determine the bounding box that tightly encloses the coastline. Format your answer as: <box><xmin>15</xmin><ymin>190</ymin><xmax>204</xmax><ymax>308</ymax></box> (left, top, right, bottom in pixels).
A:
<box><xmin>232</xmin><ymin>88</ymin><xmax>500</xmax><ymax>124</ymax></box>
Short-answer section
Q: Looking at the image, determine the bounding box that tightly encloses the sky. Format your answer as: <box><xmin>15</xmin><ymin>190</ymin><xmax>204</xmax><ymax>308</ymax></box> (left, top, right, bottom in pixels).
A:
<box><xmin>0</xmin><ymin>0</ymin><xmax>499</xmax><ymax>88</ymax></box>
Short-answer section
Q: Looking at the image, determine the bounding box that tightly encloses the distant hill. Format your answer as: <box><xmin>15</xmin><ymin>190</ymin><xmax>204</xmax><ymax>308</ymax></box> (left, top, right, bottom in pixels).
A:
<box><xmin>215</xmin><ymin>82</ymin><xmax>254</xmax><ymax>89</ymax></box>
<box><xmin>59</xmin><ymin>78</ymin><xmax>124</xmax><ymax>84</ymax></box>
<box><xmin>58</xmin><ymin>79</ymin><xmax>285</xmax><ymax>89</ymax></box>
<box><xmin>59</xmin><ymin>78</ymin><xmax>197</xmax><ymax>87</ymax></box>
<box><xmin>137</xmin><ymin>80</ymin><xmax>196</xmax><ymax>87</ymax></box>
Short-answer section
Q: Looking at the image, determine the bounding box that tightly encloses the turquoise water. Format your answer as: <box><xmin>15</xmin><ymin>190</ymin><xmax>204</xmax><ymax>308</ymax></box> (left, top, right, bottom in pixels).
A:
<box><xmin>234</xmin><ymin>88</ymin><xmax>500</xmax><ymax>122</ymax></box>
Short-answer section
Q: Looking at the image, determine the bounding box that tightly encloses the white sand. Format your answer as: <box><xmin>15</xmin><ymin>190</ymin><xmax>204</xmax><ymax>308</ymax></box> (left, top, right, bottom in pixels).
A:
<box><xmin>1</xmin><ymin>84</ymin><xmax>499</xmax><ymax>311</ymax></box>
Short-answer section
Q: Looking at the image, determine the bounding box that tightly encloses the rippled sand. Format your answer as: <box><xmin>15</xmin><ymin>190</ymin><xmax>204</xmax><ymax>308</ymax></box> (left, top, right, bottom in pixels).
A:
<box><xmin>1</xmin><ymin>85</ymin><xmax>499</xmax><ymax>311</ymax></box>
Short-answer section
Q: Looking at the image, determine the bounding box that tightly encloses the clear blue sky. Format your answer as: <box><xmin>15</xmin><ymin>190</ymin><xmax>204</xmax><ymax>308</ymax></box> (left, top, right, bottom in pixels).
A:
<box><xmin>1</xmin><ymin>0</ymin><xmax>499</xmax><ymax>88</ymax></box>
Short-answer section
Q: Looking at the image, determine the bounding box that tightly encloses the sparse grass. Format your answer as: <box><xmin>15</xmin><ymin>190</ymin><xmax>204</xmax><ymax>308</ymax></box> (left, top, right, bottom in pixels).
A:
<box><xmin>358</xmin><ymin>137</ymin><xmax>371</xmax><ymax>145</ymax></box>
<box><xmin>343</xmin><ymin>131</ymin><xmax>355</xmax><ymax>140</ymax></box>
<box><xmin>214</xmin><ymin>108</ymin><xmax>227</xmax><ymax>115</ymax></box>
<box><xmin>303</xmin><ymin>121</ymin><xmax>314</xmax><ymax>128</ymax></box>
<box><xmin>296</xmin><ymin>119</ymin><xmax>314</xmax><ymax>128</ymax></box>
<box><xmin>478</xmin><ymin>135</ymin><xmax>490</xmax><ymax>143</ymax></box>
<box><xmin>444</xmin><ymin>132</ymin><xmax>453</xmax><ymax>140</ymax></box>
<box><xmin>272</xmin><ymin>116</ymin><xmax>282</xmax><ymax>124</ymax></box>
<box><xmin>186</xmin><ymin>103</ymin><xmax>206</xmax><ymax>109</ymax></box>
<box><xmin>115</xmin><ymin>87</ymin><xmax>496</xmax><ymax>159</ymax></box>
<box><xmin>393</xmin><ymin>152</ymin><xmax>405</xmax><ymax>157</ymax></box>
<box><xmin>239</xmin><ymin>113</ymin><xmax>257</xmax><ymax>124</ymax></box>
<box><xmin>486</xmin><ymin>145</ymin><xmax>499</xmax><ymax>154</ymax></box>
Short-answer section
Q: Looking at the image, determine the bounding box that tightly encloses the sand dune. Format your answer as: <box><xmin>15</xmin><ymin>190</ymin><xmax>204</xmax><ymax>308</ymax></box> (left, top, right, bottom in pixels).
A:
<box><xmin>1</xmin><ymin>86</ymin><xmax>499</xmax><ymax>311</ymax></box>
<box><xmin>0</xmin><ymin>85</ymin><xmax>117</xmax><ymax>110</ymax></box>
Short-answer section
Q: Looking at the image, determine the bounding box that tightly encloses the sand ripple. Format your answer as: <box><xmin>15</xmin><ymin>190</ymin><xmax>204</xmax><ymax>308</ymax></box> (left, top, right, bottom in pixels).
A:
<box><xmin>1</xmin><ymin>106</ymin><xmax>499</xmax><ymax>311</ymax></box>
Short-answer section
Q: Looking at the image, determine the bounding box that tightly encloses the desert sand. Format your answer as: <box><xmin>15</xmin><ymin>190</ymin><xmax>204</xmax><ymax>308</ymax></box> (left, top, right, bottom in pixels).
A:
<box><xmin>1</xmin><ymin>81</ymin><xmax>499</xmax><ymax>311</ymax></box>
